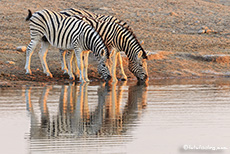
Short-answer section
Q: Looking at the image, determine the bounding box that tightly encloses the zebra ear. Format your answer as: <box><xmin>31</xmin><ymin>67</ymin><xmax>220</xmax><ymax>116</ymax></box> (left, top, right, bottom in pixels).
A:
<box><xmin>137</xmin><ymin>51</ymin><xmax>143</xmax><ymax>59</ymax></box>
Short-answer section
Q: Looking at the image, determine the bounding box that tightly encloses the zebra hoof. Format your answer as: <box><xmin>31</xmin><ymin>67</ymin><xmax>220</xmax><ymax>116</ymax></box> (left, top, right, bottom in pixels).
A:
<box><xmin>120</xmin><ymin>76</ymin><xmax>128</xmax><ymax>81</ymax></box>
<box><xmin>25</xmin><ymin>71</ymin><xmax>32</xmax><ymax>75</ymax></box>
<box><xmin>47</xmin><ymin>73</ymin><xmax>53</xmax><ymax>78</ymax></box>
<box><xmin>69</xmin><ymin>76</ymin><xmax>75</xmax><ymax>80</ymax></box>
<box><xmin>63</xmin><ymin>70</ymin><xmax>68</xmax><ymax>75</ymax></box>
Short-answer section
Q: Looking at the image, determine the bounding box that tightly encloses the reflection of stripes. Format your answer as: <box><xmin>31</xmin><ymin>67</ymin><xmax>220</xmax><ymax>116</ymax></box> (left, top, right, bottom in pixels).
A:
<box><xmin>26</xmin><ymin>83</ymin><xmax>146</xmax><ymax>139</ymax></box>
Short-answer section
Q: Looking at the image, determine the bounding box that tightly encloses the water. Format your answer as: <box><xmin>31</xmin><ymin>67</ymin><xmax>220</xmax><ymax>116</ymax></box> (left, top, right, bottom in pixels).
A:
<box><xmin>0</xmin><ymin>78</ymin><xmax>230</xmax><ymax>154</ymax></box>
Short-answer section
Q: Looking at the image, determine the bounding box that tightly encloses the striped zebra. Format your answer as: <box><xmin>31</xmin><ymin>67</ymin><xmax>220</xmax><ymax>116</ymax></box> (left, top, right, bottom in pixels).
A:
<box><xmin>58</xmin><ymin>8</ymin><xmax>148</xmax><ymax>82</ymax></box>
<box><xmin>59</xmin><ymin>9</ymin><xmax>131</xmax><ymax>82</ymax></box>
<box><xmin>24</xmin><ymin>9</ymin><xmax>111</xmax><ymax>82</ymax></box>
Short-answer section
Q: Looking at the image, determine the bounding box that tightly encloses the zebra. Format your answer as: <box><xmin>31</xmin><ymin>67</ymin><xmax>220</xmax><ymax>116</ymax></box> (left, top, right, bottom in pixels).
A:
<box><xmin>58</xmin><ymin>9</ymin><xmax>131</xmax><ymax>82</ymax></box>
<box><xmin>24</xmin><ymin>9</ymin><xmax>111</xmax><ymax>82</ymax></box>
<box><xmin>39</xmin><ymin>8</ymin><xmax>148</xmax><ymax>82</ymax></box>
<box><xmin>57</xmin><ymin>8</ymin><xmax>148</xmax><ymax>82</ymax></box>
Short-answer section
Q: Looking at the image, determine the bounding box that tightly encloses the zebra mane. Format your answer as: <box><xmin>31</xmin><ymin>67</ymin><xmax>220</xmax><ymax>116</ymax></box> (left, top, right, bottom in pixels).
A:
<box><xmin>61</xmin><ymin>8</ymin><xmax>147</xmax><ymax>59</ymax></box>
<box><xmin>72</xmin><ymin>14</ymin><xmax>84</xmax><ymax>20</ymax></box>
<box><xmin>115</xmin><ymin>21</ymin><xmax>148</xmax><ymax>59</ymax></box>
<box><xmin>73</xmin><ymin>14</ymin><xmax>101</xmax><ymax>24</ymax></box>
<box><xmin>70</xmin><ymin>8</ymin><xmax>95</xmax><ymax>18</ymax></box>
<box><xmin>60</xmin><ymin>11</ymin><xmax>71</xmax><ymax>17</ymax></box>
<box><xmin>74</xmin><ymin>15</ymin><xmax>110</xmax><ymax>59</ymax></box>
<box><xmin>91</xmin><ymin>11</ymin><xmax>148</xmax><ymax>59</ymax></box>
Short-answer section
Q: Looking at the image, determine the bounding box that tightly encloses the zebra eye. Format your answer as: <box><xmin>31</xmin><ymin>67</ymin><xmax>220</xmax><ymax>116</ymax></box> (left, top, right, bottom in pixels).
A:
<box><xmin>102</xmin><ymin>64</ymin><xmax>106</xmax><ymax>67</ymax></box>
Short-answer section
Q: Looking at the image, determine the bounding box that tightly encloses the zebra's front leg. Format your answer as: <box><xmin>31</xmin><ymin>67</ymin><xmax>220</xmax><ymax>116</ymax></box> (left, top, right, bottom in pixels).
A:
<box><xmin>66</xmin><ymin>51</ymin><xmax>75</xmax><ymax>80</ymax></box>
<box><xmin>73</xmin><ymin>53</ymin><xmax>80</xmax><ymax>78</ymax></box>
<box><xmin>60</xmin><ymin>50</ymin><xmax>68</xmax><ymax>74</ymax></box>
<box><xmin>38</xmin><ymin>41</ymin><xmax>53</xmax><ymax>78</ymax></box>
<box><xmin>110</xmin><ymin>48</ymin><xmax>118</xmax><ymax>83</ymax></box>
<box><xmin>75</xmin><ymin>49</ymin><xmax>85</xmax><ymax>82</ymax></box>
<box><xmin>83</xmin><ymin>51</ymin><xmax>90</xmax><ymax>82</ymax></box>
<box><xmin>142</xmin><ymin>59</ymin><xmax>149</xmax><ymax>82</ymax></box>
<box><xmin>117</xmin><ymin>52</ymin><xmax>127</xmax><ymax>81</ymax></box>
<box><xmin>25</xmin><ymin>40</ymin><xmax>39</xmax><ymax>75</ymax></box>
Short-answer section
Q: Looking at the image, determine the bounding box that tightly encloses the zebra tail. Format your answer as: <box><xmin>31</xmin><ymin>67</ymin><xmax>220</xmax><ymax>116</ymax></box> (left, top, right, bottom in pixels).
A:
<box><xmin>25</xmin><ymin>9</ymin><xmax>32</xmax><ymax>21</ymax></box>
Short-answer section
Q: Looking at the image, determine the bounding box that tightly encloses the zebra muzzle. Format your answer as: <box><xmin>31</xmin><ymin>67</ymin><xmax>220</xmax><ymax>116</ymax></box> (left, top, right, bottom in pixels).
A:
<box><xmin>106</xmin><ymin>75</ymin><xmax>112</xmax><ymax>81</ymax></box>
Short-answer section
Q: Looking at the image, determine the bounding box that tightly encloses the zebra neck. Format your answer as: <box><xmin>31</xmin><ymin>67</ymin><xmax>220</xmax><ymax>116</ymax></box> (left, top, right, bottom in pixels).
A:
<box><xmin>84</xmin><ymin>29</ymin><xmax>108</xmax><ymax>60</ymax></box>
<box><xmin>112</xmin><ymin>26</ymin><xmax>141</xmax><ymax>62</ymax></box>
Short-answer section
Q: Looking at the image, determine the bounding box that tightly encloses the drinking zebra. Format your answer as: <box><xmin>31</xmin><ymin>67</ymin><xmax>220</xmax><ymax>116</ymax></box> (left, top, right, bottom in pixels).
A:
<box><xmin>61</xmin><ymin>8</ymin><xmax>148</xmax><ymax>82</ymax></box>
<box><xmin>59</xmin><ymin>8</ymin><xmax>132</xmax><ymax>81</ymax></box>
<box><xmin>39</xmin><ymin>8</ymin><xmax>148</xmax><ymax>82</ymax></box>
<box><xmin>53</xmin><ymin>8</ymin><xmax>148</xmax><ymax>82</ymax></box>
<box><xmin>24</xmin><ymin>9</ymin><xmax>111</xmax><ymax>82</ymax></box>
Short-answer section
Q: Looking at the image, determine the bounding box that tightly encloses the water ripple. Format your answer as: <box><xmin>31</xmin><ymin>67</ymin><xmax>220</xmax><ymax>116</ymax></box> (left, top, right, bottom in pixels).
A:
<box><xmin>1</xmin><ymin>79</ymin><xmax>230</xmax><ymax>153</ymax></box>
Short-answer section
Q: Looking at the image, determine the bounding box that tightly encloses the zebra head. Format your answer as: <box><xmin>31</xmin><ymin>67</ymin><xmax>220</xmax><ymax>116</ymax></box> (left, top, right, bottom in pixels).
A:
<box><xmin>128</xmin><ymin>51</ymin><xmax>148</xmax><ymax>82</ymax></box>
<box><xmin>97</xmin><ymin>49</ymin><xmax>111</xmax><ymax>81</ymax></box>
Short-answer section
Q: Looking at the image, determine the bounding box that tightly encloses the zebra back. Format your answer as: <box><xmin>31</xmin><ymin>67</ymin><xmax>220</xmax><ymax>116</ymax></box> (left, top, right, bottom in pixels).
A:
<box><xmin>60</xmin><ymin>8</ymin><xmax>130</xmax><ymax>30</ymax></box>
<box><xmin>28</xmin><ymin>9</ymin><xmax>109</xmax><ymax>59</ymax></box>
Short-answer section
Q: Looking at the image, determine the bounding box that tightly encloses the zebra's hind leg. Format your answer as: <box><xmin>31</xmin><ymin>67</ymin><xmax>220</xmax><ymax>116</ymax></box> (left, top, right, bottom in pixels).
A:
<box><xmin>117</xmin><ymin>52</ymin><xmax>127</xmax><ymax>81</ymax></box>
<box><xmin>83</xmin><ymin>51</ymin><xmax>90</xmax><ymax>82</ymax></box>
<box><xmin>38</xmin><ymin>41</ymin><xmax>53</xmax><ymax>78</ymax></box>
<box><xmin>25</xmin><ymin>40</ymin><xmax>39</xmax><ymax>75</ymax></box>
<box><xmin>60</xmin><ymin>50</ymin><xmax>68</xmax><ymax>74</ymax></box>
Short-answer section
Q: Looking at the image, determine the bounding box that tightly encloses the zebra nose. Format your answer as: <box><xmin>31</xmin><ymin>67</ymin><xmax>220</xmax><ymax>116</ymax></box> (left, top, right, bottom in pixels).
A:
<box><xmin>138</xmin><ymin>74</ymin><xmax>147</xmax><ymax>81</ymax></box>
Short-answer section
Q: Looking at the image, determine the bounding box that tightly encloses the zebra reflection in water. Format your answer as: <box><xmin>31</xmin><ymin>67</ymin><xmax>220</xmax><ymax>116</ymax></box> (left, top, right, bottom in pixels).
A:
<box><xmin>25</xmin><ymin>82</ymin><xmax>147</xmax><ymax>139</ymax></box>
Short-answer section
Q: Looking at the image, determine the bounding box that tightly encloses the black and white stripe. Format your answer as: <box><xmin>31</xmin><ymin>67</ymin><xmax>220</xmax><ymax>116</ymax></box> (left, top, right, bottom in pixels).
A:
<box><xmin>60</xmin><ymin>8</ymin><xmax>148</xmax><ymax>81</ymax></box>
<box><xmin>60</xmin><ymin>8</ymin><xmax>147</xmax><ymax>59</ymax></box>
<box><xmin>24</xmin><ymin>9</ymin><xmax>111</xmax><ymax>82</ymax></box>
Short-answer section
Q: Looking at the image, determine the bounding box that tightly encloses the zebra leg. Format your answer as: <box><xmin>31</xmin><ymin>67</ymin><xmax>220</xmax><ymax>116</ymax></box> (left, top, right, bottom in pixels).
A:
<box><xmin>25</xmin><ymin>40</ymin><xmax>39</xmax><ymax>75</ymax></box>
<box><xmin>72</xmin><ymin>52</ymin><xmax>80</xmax><ymax>78</ymax></box>
<box><xmin>110</xmin><ymin>48</ymin><xmax>118</xmax><ymax>83</ymax></box>
<box><xmin>83</xmin><ymin>51</ymin><xmax>90</xmax><ymax>82</ymax></box>
<box><xmin>66</xmin><ymin>51</ymin><xmax>75</xmax><ymax>80</ymax></box>
<box><xmin>60</xmin><ymin>50</ymin><xmax>68</xmax><ymax>74</ymax></box>
<box><xmin>117</xmin><ymin>52</ymin><xmax>127</xmax><ymax>81</ymax></box>
<box><xmin>143</xmin><ymin>59</ymin><xmax>149</xmax><ymax>77</ymax></box>
<box><xmin>75</xmin><ymin>49</ymin><xmax>85</xmax><ymax>82</ymax></box>
<box><xmin>38</xmin><ymin>41</ymin><xmax>53</xmax><ymax>78</ymax></box>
